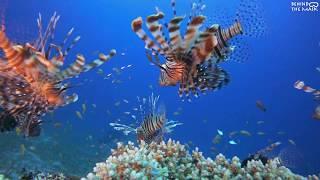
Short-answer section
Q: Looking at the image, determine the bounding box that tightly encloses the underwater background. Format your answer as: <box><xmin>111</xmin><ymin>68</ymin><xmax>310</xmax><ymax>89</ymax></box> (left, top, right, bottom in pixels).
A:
<box><xmin>0</xmin><ymin>0</ymin><xmax>319</xmax><ymax>178</ymax></box>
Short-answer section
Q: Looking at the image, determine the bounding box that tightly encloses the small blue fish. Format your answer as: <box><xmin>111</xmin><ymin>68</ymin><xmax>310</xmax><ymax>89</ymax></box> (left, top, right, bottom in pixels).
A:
<box><xmin>229</xmin><ymin>140</ymin><xmax>237</xmax><ymax>145</ymax></box>
<box><xmin>217</xmin><ymin>129</ymin><xmax>223</xmax><ymax>136</ymax></box>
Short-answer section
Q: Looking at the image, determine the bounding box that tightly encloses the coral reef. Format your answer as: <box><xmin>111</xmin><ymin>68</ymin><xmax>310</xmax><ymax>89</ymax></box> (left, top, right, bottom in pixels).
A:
<box><xmin>84</xmin><ymin>139</ymin><xmax>319</xmax><ymax>180</ymax></box>
<box><xmin>0</xmin><ymin>174</ymin><xmax>9</xmax><ymax>180</ymax></box>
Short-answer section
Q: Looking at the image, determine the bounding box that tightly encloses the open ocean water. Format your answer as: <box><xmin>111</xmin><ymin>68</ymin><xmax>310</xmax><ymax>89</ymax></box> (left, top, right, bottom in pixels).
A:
<box><xmin>0</xmin><ymin>0</ymin><xmax>319</xmax><ymax>179</ymax></box>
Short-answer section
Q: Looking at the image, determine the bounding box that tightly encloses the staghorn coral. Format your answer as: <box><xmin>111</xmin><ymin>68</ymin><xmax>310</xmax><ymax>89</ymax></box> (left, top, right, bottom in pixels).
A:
<box><xmin>83</xmin><ymin>139</ymin><xmax>319</xmax><ymax>180</ymax></box>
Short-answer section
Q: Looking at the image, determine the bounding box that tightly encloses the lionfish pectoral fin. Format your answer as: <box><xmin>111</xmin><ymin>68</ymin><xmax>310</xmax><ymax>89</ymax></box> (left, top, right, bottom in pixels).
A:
<box><xmin>83</xmin><ymin>49</ymin><xmax>116</xmax><ymax>72</ymax></box>
<box><xmin>55</xmin><ymin>54</ymin><xmax>85</xmax><ymax>80</ymax></box>
<box><xmin>0</xmin><ymin>29</ymin><xmax>20</xmax><ymax>64</ymax></box>
<box><xmin>203</xmin><ymin>65</ymin><xmax>230</xmax><ymax>91</ymax></box>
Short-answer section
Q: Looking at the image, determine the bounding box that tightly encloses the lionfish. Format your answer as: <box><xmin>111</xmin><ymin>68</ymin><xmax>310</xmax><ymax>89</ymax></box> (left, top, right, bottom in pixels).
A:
<box><xmin>294</xmin><ymin>80</ymin><xmax>320</xmax><ymax>99</ymax></box>
<box><xmin>294</xmin><ymin>79</ymin><xmax>320</xmax><ymax>120</ymax></box>
<box><xmin>131</xmin><ymin>0</ymin><xmax>243</xmax><ymax>100</ymax></box>
<box><xmin>110</xmin><ymin>94</ymin><xmax>182</xmax><ymax>144</ymax></box>
<box><xmin>0</xmin><ymin>12</ymin><xmax>116</xmax><ymax>136</ymax></box>
<box><xmin>241</xmin><ymin>141</ymin><xmax>281</xmax><ymax>167</ymax></box>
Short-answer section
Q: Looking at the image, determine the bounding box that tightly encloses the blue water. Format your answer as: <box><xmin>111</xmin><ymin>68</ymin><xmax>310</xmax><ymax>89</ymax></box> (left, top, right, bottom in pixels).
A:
<box><xmin>0</xmin><ymin>0</ymin><xmax>319</xmax><ymax>177</ymax></box>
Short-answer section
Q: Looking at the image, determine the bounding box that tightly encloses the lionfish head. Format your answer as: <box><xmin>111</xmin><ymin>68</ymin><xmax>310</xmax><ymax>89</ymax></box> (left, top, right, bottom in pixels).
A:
<box><xmin>158</xmin><ymin>62</ymin><xmax>185</xmax><ymax>86</ymax></box>
<box><xmin>159</xmin><ymin>69</ymin><xmax>177</xmax><ymax>86</ymax></box>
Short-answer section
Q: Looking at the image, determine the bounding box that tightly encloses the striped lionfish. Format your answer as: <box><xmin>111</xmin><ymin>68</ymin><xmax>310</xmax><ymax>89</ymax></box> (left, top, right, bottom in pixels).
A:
<box><xmin>110</xmin><ymin>94</ymin><xmax>182</xmax><ymax>144</ymax></box>
<box><xmin>294</xmin><ymin>78</ymin><xmax>320</xmax><ymax>120</ymax></box>
<box><xmin>131</xmin><ymin>0</ymin><xmax>243</xmax><ymax>100</ymax></box>
<box><xmin>241</xmin><ymin>141</ymin><xmax>281</xmax><ymax>167</ymax></box>
<box><xmin>0</xmin><ymin>12</ymin><xmax>116</xmax><ymax>136</ymax></box>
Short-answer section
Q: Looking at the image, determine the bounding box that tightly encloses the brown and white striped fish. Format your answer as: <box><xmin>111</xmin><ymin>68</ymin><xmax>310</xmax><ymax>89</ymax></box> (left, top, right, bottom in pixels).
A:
<box><xmin>0</xmin><ymin>13</ymin><xmax>116</xmax><ymax>136</ymax></box>
<box><xmin>131</xmin><ymin>0</ymin><xmax>242</xmax><ymax>100</ymax></box>
<box><xmin>137</xmin><ymin>113</ymin><xmax>167</xmax><ymax>144</ymax></box>
<box><xmin>294</xmin><ymin>80</ymin><xmax>320</xmax><ymax>99</ymax></box>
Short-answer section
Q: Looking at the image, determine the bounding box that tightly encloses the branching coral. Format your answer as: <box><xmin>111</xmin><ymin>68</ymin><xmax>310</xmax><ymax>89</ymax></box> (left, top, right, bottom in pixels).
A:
<box><xmin>84</xmin><ymin>139</ymin><xmax>318</xmax><ymax>180</ymax></box>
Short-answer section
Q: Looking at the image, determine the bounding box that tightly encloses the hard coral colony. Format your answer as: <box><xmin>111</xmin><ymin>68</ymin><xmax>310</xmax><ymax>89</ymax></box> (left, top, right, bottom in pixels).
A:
<box><xmin>84</xmin><ymin>139</ymin><xmax>318</xmax><ymax>179</ymax></box>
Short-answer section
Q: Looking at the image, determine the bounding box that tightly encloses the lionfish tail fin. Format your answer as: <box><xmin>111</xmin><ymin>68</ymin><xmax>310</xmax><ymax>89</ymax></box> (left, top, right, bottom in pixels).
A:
<box><xmin>222</xmin><ymin>20</ymin><xmax>243</xmax><ymax>42</ymax></box>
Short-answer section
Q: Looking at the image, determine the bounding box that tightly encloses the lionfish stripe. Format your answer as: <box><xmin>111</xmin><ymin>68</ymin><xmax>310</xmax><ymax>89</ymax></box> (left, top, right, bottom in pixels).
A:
<box><xmin>37</xmin><ymin>12</ymin><xmax>60</xmax><ymax>53</ymax></box>
<box><xmin>191</xmin><ymin>27</ymin><xmax>218</xmax><ymax>63</ymax></box>
<box><xmin>184</xmin><ymin>16</ymin><xmax>206</xmax><ymax>51</ymax></box>
<box><xmin>56</xmin><ymin>54</ymin><xmax>85</xmax><ymax>80</ymax></box>
<box><xmin>61</xmin><ymin>27</ymin><xmax>74</xmax><ymax>47</ymax></box>
<box><xmin>160</xmin><ymin>61</ymin><xmax>186</xmax><ymax>86</ymax></box>
<box><xmin>171</xmin><ymin>0</ymin><xmax>177</xmax><ymax>16</ymax></box>
<box><xmin>0</xmin><ymin>32</ymin><xmax>24</xmax><ymax>69</ymax></box>
<box><xmin>141</xmin><ymin>114</ymin><xmax>165</xmax><ymax>136</ymax></box>
<box><xmin>83</xmin><ymin>49</ymin><xmax>116</xmax><ymax>72</ymax></box>
<box><xmin>222</xmin><ymin>20</ymin><xmax>243</xmax><ymax>42</ymax></box>
<box><xmin>168</xmin><ymin>16</ymin><xmax>184</xmax><ymax>51</ymax></box>
<box><xmin>131</xmin><ymin>17</ymin><xmax>164</xmax><ymax>54</ymax></box>
<box><xmin>294</xmin><ymin>80</ymin><xmax>320</xmax><ymax>95</ymax></box>
<box><xmin>146</xmin><ymin>12</ymin><xmax>171</xmax><ymax>54</ymax></box>
<box><xmin>64</xmin><ymin>35</ymin><xmax>81</xmax><ymax>57</ymax></box>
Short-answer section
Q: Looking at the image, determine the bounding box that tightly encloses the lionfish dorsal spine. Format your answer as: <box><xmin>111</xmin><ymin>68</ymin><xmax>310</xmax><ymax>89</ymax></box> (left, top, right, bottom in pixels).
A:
<box><xmin>168</xmin><ymin>16</ymin><xmax>185</xmax><ymax>52</ymax></box>
<box><xmin>61</xmin><ymin>27</ymin><xmax>74</xmax><ymax>48</ymax></box>
<box><xmin>131</xmin><ymin>17</ymin><xmax>164</xmax><ymax>55</ymax></box>
<box><xmin>146</xmin><ymin>12</ymin><xmax>171</xmax><ymax>55</ymax></box>
<box><xmin>56</xmin><ymin>54</ymin><xmax>86</xmax><ymax>81</ymax></box>
<box><xmin>38</xmin><ymin>12</ymin><xmax>60</xmax><ymax>54</ymax></box>
<box><xmin>190</xmin><ymin>26</ymin><xmax>219</xmax><ymax>64</ymax></box>
<box><xmin>64</xmin><ymin>35</ymin><xmax>81</xmax><ymax>57</ymax></box>
<box><xmin>183</xmin><ymin>16</ymin><xmax>206</xmax><ymax>52</ymax></box>
<box><xmin>170</xmin><ymin>0</ymin><xmax>177</xmax><ymax>16</ymax></box>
